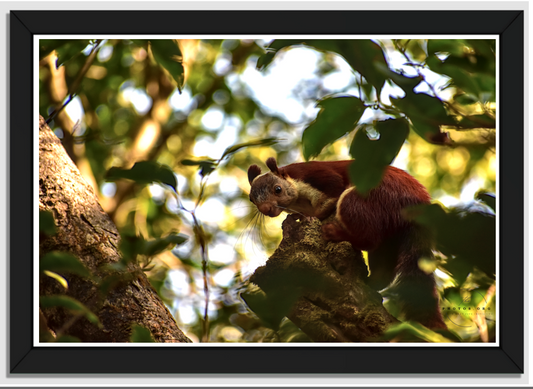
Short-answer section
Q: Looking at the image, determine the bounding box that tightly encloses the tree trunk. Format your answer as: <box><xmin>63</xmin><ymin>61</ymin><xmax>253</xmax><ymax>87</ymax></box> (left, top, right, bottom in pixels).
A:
<box><xmin>39</xmin><ymin>115</ymin><xmax>191</xmax><ymax>343</ymax></box>
<box><xmin>246</xmin><ymin>215</ymin><xmax>397</xmax><ymax>342</ymax></box>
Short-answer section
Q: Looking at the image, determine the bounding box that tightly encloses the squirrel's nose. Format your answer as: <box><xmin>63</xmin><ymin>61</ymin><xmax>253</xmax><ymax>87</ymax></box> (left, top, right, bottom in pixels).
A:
<box><xmin>258</xmin><ymin>204</ymin><xmax>273</xmax><ymax>216</ymax></box>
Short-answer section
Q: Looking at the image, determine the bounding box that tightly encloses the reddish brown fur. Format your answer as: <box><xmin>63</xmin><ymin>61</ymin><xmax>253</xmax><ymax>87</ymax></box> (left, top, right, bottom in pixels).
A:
<box><xmin>324</xmin><ymin>166</ymin><xmax>431</xmax><ymax>251</ymax></box>
<box><xmin>278</xmin><ymin>160</ymin><xmax>353</xmax><ymax>199</ymax></box>
<box><xmin>247</xmin><ymin>158</ymin><xmax>446</xmax><ymax>329</ymax></box>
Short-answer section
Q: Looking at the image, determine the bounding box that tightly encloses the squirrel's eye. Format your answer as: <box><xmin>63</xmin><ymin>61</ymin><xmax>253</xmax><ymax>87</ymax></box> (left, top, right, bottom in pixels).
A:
<box><xmin>275</xmin><ymin>186</ymin><xmax>282</xmax><ymax>194</ymax></box>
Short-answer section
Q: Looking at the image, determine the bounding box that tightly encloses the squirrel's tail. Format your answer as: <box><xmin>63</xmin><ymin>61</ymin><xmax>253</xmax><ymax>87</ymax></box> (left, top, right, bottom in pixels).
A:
<box><xmin>385</xmin><ymin>225</ymin><xmax>447</xmax><ymax>330</ymax></box>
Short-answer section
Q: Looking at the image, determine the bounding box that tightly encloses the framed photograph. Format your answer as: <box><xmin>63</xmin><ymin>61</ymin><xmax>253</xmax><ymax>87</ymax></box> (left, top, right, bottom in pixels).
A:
<box><xmin>12</xmin><ymin>9</ymin><xmax>523</xmax><ymax>374</ymax></box>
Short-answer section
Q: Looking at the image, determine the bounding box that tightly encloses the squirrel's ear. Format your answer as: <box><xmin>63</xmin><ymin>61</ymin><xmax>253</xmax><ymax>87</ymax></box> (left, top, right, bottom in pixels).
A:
<box><xmin>248</xmin><ymin>165</ymin><xmax>262</xmax><ymax>185</ymax></box>
<box><xmin>266</xmin><ymin>157</ymin><xmax>279</xmax><ymax>174</ymax></box>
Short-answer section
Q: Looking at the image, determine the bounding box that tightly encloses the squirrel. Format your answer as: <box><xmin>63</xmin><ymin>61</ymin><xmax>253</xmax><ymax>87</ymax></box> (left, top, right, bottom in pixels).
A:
<box><xmin>247</xmin><ymin>157</ymin><xmax>447</xmax><ymax>330</ymax></box>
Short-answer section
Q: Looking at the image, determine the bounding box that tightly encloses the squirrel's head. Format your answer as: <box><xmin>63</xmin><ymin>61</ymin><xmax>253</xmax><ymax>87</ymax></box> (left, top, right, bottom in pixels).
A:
<box><xmin>247</xmin><ymin>157</ymin><xmax>279</xmax><ymax>185</ymax></box>
<box><xmin>247</xmin><ymin>158</ymin><xmax>294</xmax><ymax>217</ymax></box>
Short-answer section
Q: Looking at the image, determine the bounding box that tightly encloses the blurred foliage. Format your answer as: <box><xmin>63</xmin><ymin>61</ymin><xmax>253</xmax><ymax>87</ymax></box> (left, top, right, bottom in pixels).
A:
<box><xmin>39</xmin><ymin>38</ymin><xmax>496</xmax><ymax>343</ymax></box>
<box><xmin>106</xmin><ymin>160</ymin><xmax>178</xmax><ymax>192</ymax></box>
<box><xmin>39</xmin><ymin>210</ymin><xmax>57</xmax><ymax>236</ymax></box>
<box><xmin>381</xmin><ymin>321</ymin><xmax>458</xmax><ymax>343</ymax></box>
<box><xmin>40</xmin><ymin>295</ymin><xmax>102</xmax><ymax>328</ymax></box>
<box><xmin>130</xmin><ymin>324</ymin><xmax>156</xmax><ymax>342</ymax></box>
<box><xmin>40</xmin><ymin>251</ymin><xmax>93</xmax><ymax>280</ymax></box>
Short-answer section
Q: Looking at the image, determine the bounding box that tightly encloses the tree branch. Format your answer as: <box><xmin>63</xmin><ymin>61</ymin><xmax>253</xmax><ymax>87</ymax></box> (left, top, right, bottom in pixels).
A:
<box><xmin>247</xmin><ymin>216</ymin><xmax>397</xmax><ymax>342</ymax></box>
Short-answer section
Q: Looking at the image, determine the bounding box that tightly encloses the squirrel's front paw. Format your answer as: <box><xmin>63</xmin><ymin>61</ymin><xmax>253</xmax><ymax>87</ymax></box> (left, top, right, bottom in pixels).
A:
<box><xmin>321</xmin><ymin>222</ymin><xmax>340</xmax><ymax>242</ymax></box>
<box><xmin>321</xmin><ymin>221</ymin><xmax>352</xmax><ymax>243</ymax></box>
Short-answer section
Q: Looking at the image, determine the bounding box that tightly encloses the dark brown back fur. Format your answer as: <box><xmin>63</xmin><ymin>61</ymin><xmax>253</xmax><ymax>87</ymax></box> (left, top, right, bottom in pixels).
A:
<box><xmin>280</xmin><ymin>160</ymin><xmax>353</xmax><ymax>198</ymax></box>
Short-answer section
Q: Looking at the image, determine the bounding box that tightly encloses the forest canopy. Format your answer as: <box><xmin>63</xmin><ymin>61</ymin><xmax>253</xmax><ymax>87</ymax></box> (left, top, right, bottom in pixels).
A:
<box><xmin>38</xmin><ymin>38</ymin><xmax>496</xmax><ymax>343</ymax></box>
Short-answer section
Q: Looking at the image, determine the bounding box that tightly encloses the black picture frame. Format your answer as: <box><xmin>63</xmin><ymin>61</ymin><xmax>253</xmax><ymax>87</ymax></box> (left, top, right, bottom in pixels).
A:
<box><xmin>11</xmin><ymin>10</ymin><xmax>523</xmax><ymax>374</ymax></box>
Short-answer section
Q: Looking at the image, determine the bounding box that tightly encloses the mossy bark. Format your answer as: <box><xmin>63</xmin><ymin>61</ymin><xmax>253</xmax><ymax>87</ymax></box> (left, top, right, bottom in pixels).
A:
<box><xmin>248</xmin><ymin>215</ymin><xmax>397</xmax><ymax>342</ymax></box>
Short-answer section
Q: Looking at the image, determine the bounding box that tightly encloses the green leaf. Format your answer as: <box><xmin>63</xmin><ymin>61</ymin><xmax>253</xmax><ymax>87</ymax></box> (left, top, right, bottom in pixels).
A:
<box><xmin>456</xmin><ymin>114</ymin><xmax>495</xmax><ymax>129</ymax></box>
<box><xmin>302</xmin><ymin>96</ymin><xmax>366</xmax><ymax>160</ymax></box>
<box><xmin>56</xmin><ymin>335</ymin><xmax>81</xmax><ymax>342</ymax></box>
<box><xmin>208</xmin><ymin>262</ymin><xmax>230</xmax><ymax>272</ymax></box>
<box><xmin>444</xmin><ymin>55</ymin><xmax>486</xmax><ymax>75</ymax></box>
<box><xmin>426</xmin><ymin>49</ymin><xmax>494</xmax><ymax>99</ymax></box>
<box><xmin>335</xmin><ymin>40</ymin><xmax>389</xmax><ymax>95</ymax></box>
<box><xmin>404</xmin><ymin>203</ymin><xmax>496</xmax><ymax>278</ymax></box>
<box><xmin>220</xmin><ymin>138</ymin><xmax>280</xmax><ymax>160</ymax></box>
<box><xmin>348</xmin><ymin>118</ymin><xmax>410</xmax><ymax>195</ymax></box>
<box><xmin>39</xmin><ymin>39</ymin><xmax>91</xmax><ymax>64</ymax></box>
<box><xmin>143</xmin><ymin>234</ymin><xmax>189</xmax><ymax>257</ymax></box>
<box><xmin>120</xmin><ymin>234</ymin><xmax>188</xmax><ymax>260</ymax></box>
<box><xmin>381</xmin><ymin>321</ymin><xmax>455</xmax><ymax>343</ymax></box>
<box><xmin>180</xmin><ymin>158</ymin><xmax>216</xmax><ymax>166</ymax></box>
<box><xmin>55</xmin><ymin>40</ymin><xmax>93</xmax><ymax>68</ymax></box>
<box><xmin>149</xmin><ymin>40</ymin><xmax>185</xmax><ymax>92</ymax></box>
<box><xmin>256</xmin><ymin>51</ymin><xmax>277</xmax><ymax>71</ymax></box>
<box><xmin>361</xmin><ymin>82</ymin><xmax>375</xmax><ymax>100</ymax></box>
<box><xmin>427</xmin><ymin>55</ymin><xmax>480</xmax><ymax>97</ymax></box>
<box><xmin>258</xmin><ymin>40</ymin><xmax>389</xmax><ymax>95</ymax></box>
<box><xmin>256</xmin><ymin>39</ymin><xmax>331</xmax><ymax>71</ymax></box>
<box><xmin>39</xmin><ymin>210</ymin><xmax>57</xmax><ymax>236</ymax></box>
<box><xmin>180</xmin><ymin>158</ymin><xmax>217</xmax><ymax>171</ymax></box>
<box><xmin>98</xmin><ymin>273</ymin><xmax>134</xmax><ymax>296</ymax></box>
<box><xmin>427</xmin><ymin>39</ymin><xmax>468</xmax><ymax>56</ymax></box>
<box><xmin>40</xmin><ymin>252</ymin><xmax>92</xmax><ymax>279</ymax></box>
<box><xmin>476</xmin><ymin>192</ymin><xmax>496</xmax><ymax>212</ymax></box>
<box><xmin>241</xmin><ymin>287</ymin><xmax>292</xmax><ymax>331</ymax></box>
<box><xmin>243</xmin><ymin>266</ymin><xmax>329</xmax><ymax>330</ymax></box>
<box><xmin>43</xmin><ymin>271</ymin><xmax>69</xmax><ymax>290</ymax></box>
<box><xmin>119</xmin><ymin>235</ymin><xmax>147</xmax><ymax>262</ymax></box>
<box><xmin>40</xmin><ymin>295</ymin><xmax>101</xmax><ymax>327</ymax></box>
<box><xmin>39</xmin><ymin>39</ymin><xmax>64</xmax><ymax>59</ymax></box>
<box><xmin>465</xmin><ymin>39</ymin><xmax>496</xmax><ymax>60</ymax></box>
<box><xmin>404</xmin><ymin>39</ymin><xmax>427</xmax><ymax>62</ymax></box>
<box><xmin>130</xmin><ymin>39</ymin><xmax>148</xmax><ymax>48</ymax></box>
<box><xmin>454</xmin><ymin>93</ymin><xmax>479</xmax><ymax>105</ymax></box>
<box><xmin>279</xmin><ymin>319</ymin><xmax>312</xmax><ymax>342</ymax></box>
<box><xmin>130</xmin><ymin>324</ymin><xmax>155</xmax><ymax>342</ymax></box>
<box><xmin>375</xmin><ymin>65</ymin><xmax>423</xmax><ymax>93</ymax></box>
<box><xmin>181</xmin><ymin>158</ymin><xmax>218</xmax><ymax>177</ymax></box>
<box><xmin>175</xmin><ymin>256</ymin><xmax>203</xmax><ymax>270</ymax></box>
<box><xmin>390</xmin><ymin>93</ymin><xmax>455</xmax><ymax>144</ymax></box>
<box><xmin>106</xmin><ymin>161</ymin><xmax>177</xmax><ymax>193</ymax></box>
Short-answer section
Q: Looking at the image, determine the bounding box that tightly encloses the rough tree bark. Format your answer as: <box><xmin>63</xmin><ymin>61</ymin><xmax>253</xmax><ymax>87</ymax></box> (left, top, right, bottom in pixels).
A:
<box><xmin>246</xmin><ymin>215</ymin><xmax>398</xmax><ymax>342</ymax></box>
<box><xmin>39</xmin><ymin>115</ymin><xmax>191</xmax><ymax>343</ymax></box>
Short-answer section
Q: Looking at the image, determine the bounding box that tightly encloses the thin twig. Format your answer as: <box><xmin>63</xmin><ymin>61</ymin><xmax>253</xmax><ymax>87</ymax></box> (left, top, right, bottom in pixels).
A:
<box><xmin>190</xmin><ymin>212</ymin><xmax>210</xmax><ymax>342</ymax></box>
<box><xmin>54</xmin><ymin>312</ymin><xmax>84</xmax><ymax>340</ymax></box>
<box><xmin>393</xmin><ymin>40</ymin><xmax>442</xmax><ymax>100</ymax></box>
<box><xmin>46</xmin><ymin>40</ymin><xmax>103</xmax><ymax>124</ymax></box>
<box><xmin>392</xmin><ymin>39</ymin><xmax>494</xmax><ymax>128</ymax></box>
<box><xmin>172</xmin><ymin>166</ymin><xmax>218</xmax><ymax>343</ymax></box>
